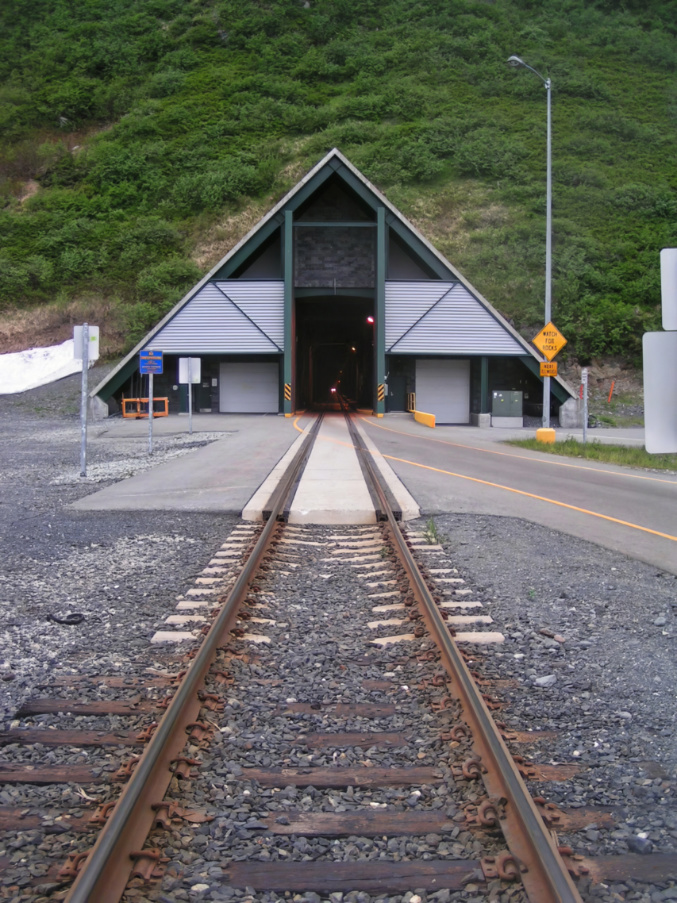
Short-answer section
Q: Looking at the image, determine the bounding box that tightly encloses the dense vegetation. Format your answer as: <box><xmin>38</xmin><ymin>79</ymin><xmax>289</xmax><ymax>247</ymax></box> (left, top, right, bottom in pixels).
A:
<box><xmin>1</xmin><ymin>0</ymin><xmax>675</xmax><ymax>360</ymax></box>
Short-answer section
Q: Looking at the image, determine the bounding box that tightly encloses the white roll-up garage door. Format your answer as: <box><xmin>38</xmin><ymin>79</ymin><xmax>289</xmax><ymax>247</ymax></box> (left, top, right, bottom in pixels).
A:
<box><xmin>415</xmin><ymin>359</ymin><xmax>470</xmax><ymax>424</ymax></box>
<box><xmin>219</xmin><ymin>362</ymin><xmax>279</xmax><ymax>413</ymax></box>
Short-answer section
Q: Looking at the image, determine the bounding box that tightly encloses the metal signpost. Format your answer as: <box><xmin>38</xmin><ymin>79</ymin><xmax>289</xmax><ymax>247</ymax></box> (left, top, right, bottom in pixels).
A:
<box><xmin>581</xmin><ymin>368</ymin><xmax>588</xmax><ymax>445</ymax></box>
<box><xmin>74</xmin><ymin>324</ymin><xmax>100</xmax><ymax>477</ymax></box>
<box><xmin>178</xmin><ymin>357</ymin><xmax>201</xmax><ymax>436</ymax></box>
<box><xmin>139</xmin><ymin>351</ymin><xmax>164</xmax><ymax>455</ymax></box>
<box><xmin>507</xmin><ymin>55</ymin><xmax>552</xmax><ymax>428</ymax></box>
<box><xmin>79</xmin><ymin>324</ymin><xmax>89</xmax><ymax>476</ymax></box>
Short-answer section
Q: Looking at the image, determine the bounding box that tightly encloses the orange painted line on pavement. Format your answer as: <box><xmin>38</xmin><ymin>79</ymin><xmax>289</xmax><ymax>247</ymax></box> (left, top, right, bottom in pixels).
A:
<box><xmin>359</xmin><ymin>417</ymin><xmax>677</xmax><ymax>486</ymax></box>
<box><xmin>381</xmin><ymin>452</ymin><xmax>677</xmax><ymax>543</ymax></box>
<box><xmin>293</xmin><ymin>414</ymin><xmax>315</xmax><ymax>434</ymax></box>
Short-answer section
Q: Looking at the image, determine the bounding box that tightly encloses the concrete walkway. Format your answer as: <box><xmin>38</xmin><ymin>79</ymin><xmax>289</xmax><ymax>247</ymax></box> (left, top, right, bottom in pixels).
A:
<box><xmin>74</xmin><ymin>415</ymin><xmax>300</xmax><ymax>512</ymax></box>
<box><xmin>288</xmin><ymin>415</ymin><xmax>376</xmax><ymax>524</ymax></box>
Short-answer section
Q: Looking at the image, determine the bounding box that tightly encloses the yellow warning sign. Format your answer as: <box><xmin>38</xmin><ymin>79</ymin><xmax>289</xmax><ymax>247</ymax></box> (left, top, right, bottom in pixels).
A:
<box><xmin>540</xmin><ymin>362</ymin><xmax>558</xmax><ymax>377</ymax></box>
<box><xmin>532</xmin><ymin>322</ymin><xmax>567</xmax><ymax>361</ymax></box>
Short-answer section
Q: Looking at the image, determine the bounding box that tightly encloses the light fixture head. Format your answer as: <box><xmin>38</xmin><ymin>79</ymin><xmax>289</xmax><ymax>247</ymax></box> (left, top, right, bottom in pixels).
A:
<box><xmin>507</xmin><ymin>55</ymin><xmax>524</xmax><ymax>68</ymax></box>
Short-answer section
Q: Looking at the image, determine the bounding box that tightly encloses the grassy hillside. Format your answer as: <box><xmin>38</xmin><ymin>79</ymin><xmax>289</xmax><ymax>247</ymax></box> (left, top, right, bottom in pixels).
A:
<box><xmin>1</xmin><ymin>0</ymin><xmax>675</xmax><ymax>362</ymax></box>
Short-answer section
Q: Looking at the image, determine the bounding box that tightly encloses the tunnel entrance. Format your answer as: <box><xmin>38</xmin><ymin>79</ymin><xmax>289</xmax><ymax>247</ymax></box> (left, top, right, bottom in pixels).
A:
<box><xmin>295</xmin><ymin>296</ymin><xmax>374</xmax><ymax>410</ymax></box>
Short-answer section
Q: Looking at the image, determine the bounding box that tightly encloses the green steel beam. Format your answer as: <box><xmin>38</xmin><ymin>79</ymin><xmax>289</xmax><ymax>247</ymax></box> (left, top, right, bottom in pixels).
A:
<box><xmin>375</xmin><ymin>206</ymin><xmax>386</xmax><ymax>416</ymax></box>
<box><xmin>294</xmin><ymin>222</ymin><xmax>376</xmax><ymax>228</ymax></box>
<box><xmin>480</xmin><ymin>357</ymin><xmax>489</xmax><ymax>413</ymax></box>
<box><xmin>283</xmin><ymin>210</ymin><xmax>294</xmax><ymax>415</ymax></box>
<box><xmin>294</xmin><ymin>287</ymin><xmax>376</xmax><ymax>299</ymax></box>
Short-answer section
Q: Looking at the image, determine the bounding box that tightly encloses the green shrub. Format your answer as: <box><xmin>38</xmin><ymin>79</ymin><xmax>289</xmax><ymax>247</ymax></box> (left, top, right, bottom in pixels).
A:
<box><xmin>148</xmin><ymin>68</ymin><xmax>186</xmax><ymax>98</ymax></box>
<box><xmin>0</xmin><ymin>256</ymin><xmax>29</xmax><ymax>304</ymax></box>
<box><xmin>136</xmin><ymin>257</ymin><xmax>201</xmax><ymax>303</ymax></box>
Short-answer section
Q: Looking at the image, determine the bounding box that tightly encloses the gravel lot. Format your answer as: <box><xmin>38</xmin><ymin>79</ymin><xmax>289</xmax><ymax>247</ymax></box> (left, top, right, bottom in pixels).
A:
<box><xmin>0</xmin><ymin>371</ymin><xmax>237</xmax><ymax>727</ymax></box>
<box><xmin>0</xmin><ymin>372</ymin><xmax>675</xmax><ymax>902</ymax></box>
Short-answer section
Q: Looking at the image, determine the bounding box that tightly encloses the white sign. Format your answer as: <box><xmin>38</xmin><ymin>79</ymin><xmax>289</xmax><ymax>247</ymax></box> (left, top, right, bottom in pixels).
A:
<box><xmin>73</xmin><ymin>325</ymin><xmax>100</xmax><ymax>361</ymax></box>
<box><xmin>178</xmin><ymin>357</ymin><xmax>201</xmax><ymax>384</ymax></box>
<box><xmin>643</xmin><ymin>331</ymin><xmax>677</xmax><ymax>453</ymax></box>
<box><xmin>661</xmin><ymin>248</ymin><xmax>677</xmax><ymax>332</ymax></box>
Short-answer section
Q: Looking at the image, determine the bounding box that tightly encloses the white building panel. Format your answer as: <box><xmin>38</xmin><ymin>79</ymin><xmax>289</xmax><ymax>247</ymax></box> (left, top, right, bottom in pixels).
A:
<box><xmin>416</xmin><ymin>359</ymin><xmax>470</xmax><ymax>423</ymax></box>
<box><xmin>386</xmin><ymin>282</ymin><xmax>524</xmax><ymax>355</ymax></box>
<box><xmin>219</xmin><ymin>361</ymin><xmax>279</xmax><ymax>413</ymax></box>
<box><xmin>147</xmin><ymin>281</ymin><xmax>284</xmax><ymax>353</ymax></box>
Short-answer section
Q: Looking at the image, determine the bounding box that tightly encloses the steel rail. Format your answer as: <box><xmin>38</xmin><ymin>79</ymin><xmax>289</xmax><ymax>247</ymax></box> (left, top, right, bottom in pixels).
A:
<box><xmin>344</xmin><ymin>412</ymin><xmax>583</xmax><ymax>903</ymax></box>
<box><xmin>65</xmin><ymin>414</ymin><xmax>323</xmax><ymax>903</ymax></box>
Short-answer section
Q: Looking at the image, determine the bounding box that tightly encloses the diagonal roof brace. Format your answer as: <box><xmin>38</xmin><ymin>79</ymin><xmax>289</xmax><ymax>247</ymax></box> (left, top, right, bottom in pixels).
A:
<box><xmin>387</xmin><ymin>285</ymin><xmax>459</xmax><ymax>352</ymax></box>
<box><xmin>212</xmin><ymin>283</ymin><xmax>283</xmax><ymax>352</ymax></box>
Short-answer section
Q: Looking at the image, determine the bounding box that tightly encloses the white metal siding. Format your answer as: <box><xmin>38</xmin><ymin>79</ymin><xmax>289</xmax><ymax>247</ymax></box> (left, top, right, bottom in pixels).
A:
<box><xmin>416</xmin><ymin>359</ymin><xmax>470</xmax><ymax>424</ymax></box>
<box><xmin>219</xmin><ymin>362</ymin><xmax>279</xmax><ymax>413</ymax></box>
<box><xmin>386</xmin><ymin>282</ymin><xmax>524</xmax><ymax>355</ymax></box>
<box><xmin>147</xmin><ymin>281</ymin><xmax>284</xmax><ymax>353</ymax></box>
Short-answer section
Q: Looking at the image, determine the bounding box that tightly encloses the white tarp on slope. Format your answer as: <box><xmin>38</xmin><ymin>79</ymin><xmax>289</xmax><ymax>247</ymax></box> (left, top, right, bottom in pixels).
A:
<box><xmin>0</xmin><ymin>339</ymin><xmax>86</xmax><ymax>395</ymax></box>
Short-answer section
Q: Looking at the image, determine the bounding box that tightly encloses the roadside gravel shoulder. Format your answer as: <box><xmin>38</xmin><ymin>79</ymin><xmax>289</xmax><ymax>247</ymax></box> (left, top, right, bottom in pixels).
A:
<box><xmin>428</xmin><ymin>513</ymin><xmax>677</xmax><ymax>866</ymax></box>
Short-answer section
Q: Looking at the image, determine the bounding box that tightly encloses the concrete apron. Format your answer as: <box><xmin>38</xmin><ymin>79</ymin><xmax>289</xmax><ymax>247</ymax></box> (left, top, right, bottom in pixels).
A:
<box><xmin>288</xmin><ymin>415</ymin><xmax>376</xmax><ymax>525</ymax></box>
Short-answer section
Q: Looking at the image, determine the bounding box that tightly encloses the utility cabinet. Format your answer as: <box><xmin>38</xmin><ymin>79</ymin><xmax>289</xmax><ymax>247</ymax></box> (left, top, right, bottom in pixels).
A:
<box><xmin>491</xmin><ymin>390</ymin><xmax>523</xmax><ymax>428</ymax></box>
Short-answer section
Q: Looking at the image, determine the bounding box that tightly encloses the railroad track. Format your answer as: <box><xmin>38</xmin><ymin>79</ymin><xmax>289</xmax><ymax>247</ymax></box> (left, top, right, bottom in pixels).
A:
<box><xmin>1</xmin><ymin>412</ymin><xmax>675</xmax><ymax>902</ymax></box>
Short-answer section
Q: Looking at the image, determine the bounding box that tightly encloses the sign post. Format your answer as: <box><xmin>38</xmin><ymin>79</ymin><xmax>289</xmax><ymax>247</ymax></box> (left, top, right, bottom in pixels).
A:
<box><xmin>188</xmin><ymin>358</ymin><xmax>193</xmax><ymax>435</ymax></box>
<box><xmin>148</xmin><ymin>372</ymin><xmax>154</xmax><ymax>453</ymax></box>
<box><xmin>178</xmin><ymin>357</ymin><xmax>201</xmax><ymax>436</ymax></box>
<box><xmin>140</xmin><ymin>350</ymin><xmax>164</xmax><ymax>455</ymax></box>
<box><xmin>531</xmin><ymin>322</ymin><xmax>567</xmax><ymax>440</ymax></box>
<box><xmin>581</xmin><ymin>367</ymin><xmax>588</xmax><ymax>445</ymax></box>
<box><xmin>79</xmin><ymin>324</ymin><xmax>89</xmax><ymax>477</ymax></box>
<box><xmin>74</xmin><ymin>325</ymin><xmax>99</xmax><ymax>477</ymax></box>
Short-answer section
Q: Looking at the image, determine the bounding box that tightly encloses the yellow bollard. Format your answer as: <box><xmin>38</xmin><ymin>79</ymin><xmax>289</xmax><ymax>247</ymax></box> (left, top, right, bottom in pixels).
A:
<box><xmin>535</xmin><ymin>427</ymin><xmax>556</xmax><ymax>443</ymax></box>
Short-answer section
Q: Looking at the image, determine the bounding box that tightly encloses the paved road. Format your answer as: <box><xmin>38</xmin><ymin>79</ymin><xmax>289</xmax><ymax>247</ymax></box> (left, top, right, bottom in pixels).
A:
<box><xmin>359</xmin><ymin>415</ymin><xmax>677</xmax><ymax>575</ymax></box>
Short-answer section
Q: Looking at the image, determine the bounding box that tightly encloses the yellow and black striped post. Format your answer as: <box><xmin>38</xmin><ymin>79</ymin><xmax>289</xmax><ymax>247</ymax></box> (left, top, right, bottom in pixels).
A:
<box><xmin>283</xmin><ymin>382</ymin><xmax>292</xmax><ymax>415</ymax></box>
<box><xmin>377</xmin><ymin>383</ymin><xmax>385</xmax><ymax>403</ymax></box>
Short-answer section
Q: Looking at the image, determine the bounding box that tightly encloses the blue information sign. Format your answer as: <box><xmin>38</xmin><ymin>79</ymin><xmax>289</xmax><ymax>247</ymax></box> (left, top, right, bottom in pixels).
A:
<box><xmin>140</xmin><ymin>350</ymin><xmax>163</xmax><ymax>374</ymax></box>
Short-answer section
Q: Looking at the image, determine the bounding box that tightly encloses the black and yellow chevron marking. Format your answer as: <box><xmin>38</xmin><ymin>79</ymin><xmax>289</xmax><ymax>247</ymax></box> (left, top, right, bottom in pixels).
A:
<box><xmin>377</xmin><ymin>384</ymin><xmax>385</xmax><ymax>402</ymax></box>
<box><xmin>284</xmin><ymin>383</ymin><xmax>292</xmax><ymax>401</ymax></box>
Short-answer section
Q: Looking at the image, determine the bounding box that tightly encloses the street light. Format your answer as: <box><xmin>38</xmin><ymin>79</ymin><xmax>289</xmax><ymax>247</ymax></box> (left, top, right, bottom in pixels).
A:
<box><xmin>507</xmin><ymin>54</ymin><xmax>553</xmax><ymax>430</ymax></box>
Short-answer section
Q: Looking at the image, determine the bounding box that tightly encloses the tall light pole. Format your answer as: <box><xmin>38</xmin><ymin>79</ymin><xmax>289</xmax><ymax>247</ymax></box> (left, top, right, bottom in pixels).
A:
<box><xmin>507</xmin><ymin>54</ymin><xmax>552</xmax><ymax>429</ymax></box>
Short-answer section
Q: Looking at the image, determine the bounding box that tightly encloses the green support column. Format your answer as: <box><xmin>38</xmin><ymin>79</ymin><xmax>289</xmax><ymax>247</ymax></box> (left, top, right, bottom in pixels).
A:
<box><xmin>480</xmin><ymin>357</ymin><xmax>489</xmax><ymax>413</ymax></box>
<box><xmin>375</xmin><ymin>206</ymin><xmax>386</xmax><ymax>416</ymax></box>
<box><xmin>283</xmin><ymin>210</ymin><xmax>293</xmax><ymax>416</ymax></box>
